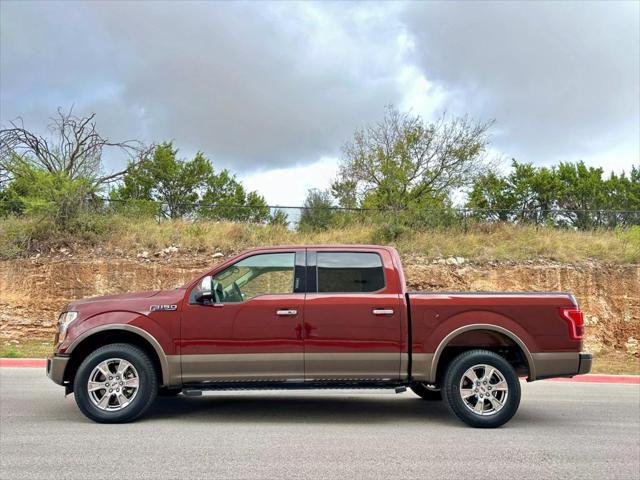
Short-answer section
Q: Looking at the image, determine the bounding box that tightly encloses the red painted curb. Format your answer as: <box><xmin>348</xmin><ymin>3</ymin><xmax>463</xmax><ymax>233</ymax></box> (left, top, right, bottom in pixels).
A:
<box><xmin>543</xmin><ymin>375</ymin><xmax>640</xmax><ymax>384</ymax></box>
<box><xmin>0</xmin><ymin>358</ymin><xmax>47</xmax><ymax>368</ymax></box>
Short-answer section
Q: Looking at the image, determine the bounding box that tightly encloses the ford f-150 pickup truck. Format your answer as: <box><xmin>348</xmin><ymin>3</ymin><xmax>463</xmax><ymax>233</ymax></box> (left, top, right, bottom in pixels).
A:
<box><xmin>47</xmin><ymin>245</ymin><xmax>591</xmax><ymax>427</ymax></box>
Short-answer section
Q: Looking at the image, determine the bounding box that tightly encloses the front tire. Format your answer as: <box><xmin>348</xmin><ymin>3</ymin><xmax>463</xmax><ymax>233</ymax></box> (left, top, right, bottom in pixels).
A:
<box><xmin>73</xmin><ymin>343</ymin><xmax>158</xmax><ymax>423</ymax></box>
<box><xmin>442</xmin><ymin>349</ymin><xmax>520</xmax><ymax>428</ymax></box>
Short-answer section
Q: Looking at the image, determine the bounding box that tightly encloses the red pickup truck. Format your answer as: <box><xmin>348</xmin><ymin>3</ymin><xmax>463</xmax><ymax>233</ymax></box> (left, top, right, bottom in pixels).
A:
<box><xmin>47</xmin><ymin>245</ymin><xmax>591</xmax><ymax>427</ymax></box>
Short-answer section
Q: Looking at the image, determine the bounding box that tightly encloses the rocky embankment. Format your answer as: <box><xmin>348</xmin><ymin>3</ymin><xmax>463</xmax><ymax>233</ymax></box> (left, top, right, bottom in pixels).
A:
<box><xmin>1</xmin><ymin>250</ymin><xmax>638</xmax><ymax>358</ymax></box>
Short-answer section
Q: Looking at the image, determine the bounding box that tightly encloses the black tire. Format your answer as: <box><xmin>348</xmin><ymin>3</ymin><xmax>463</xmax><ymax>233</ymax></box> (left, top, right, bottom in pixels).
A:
<box><xmin>410</xmin><ymin>383</ymin><xmax>442</xmax><ymax>401</ymax></box>
<box><xmin>73</xmin><ymin>343</ymin><xmax>158</xmax><ymax>423</ymax></box>
<box><xmin>158</xmin><ymin>387</ymin><xmax>182</xmax><ymax>397</ymax></box>
<box><xmin>442</xmin><ymin>349</ymin><xmax>521</xmax><ymax>428</ymax></box>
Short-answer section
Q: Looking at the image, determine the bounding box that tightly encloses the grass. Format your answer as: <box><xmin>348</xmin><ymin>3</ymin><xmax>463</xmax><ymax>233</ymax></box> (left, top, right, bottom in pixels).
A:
<box><xmin>1</xmin><ymin>214</ymin><xmax>638</xmax><ymax>263</ymax></box>
<box><xmin>2</xmin><ymin>338</ymin><xmax>638</xmax><ymax>376</ymax></box>
<box><xmin>591</xmin><ymin>349</ymin><xmax>640</xmax><ymax>375</ymax></box>
<box><xmin>1</xmin><ymin>338</ymin><xmax>54</xmax><ymax>358</ymax></box>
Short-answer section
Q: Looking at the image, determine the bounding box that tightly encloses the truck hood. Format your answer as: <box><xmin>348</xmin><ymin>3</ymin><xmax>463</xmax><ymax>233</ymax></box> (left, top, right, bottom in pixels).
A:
<box><xmin>64</xmin><ymin>289</ymin><xmax>185</xmax><ymax>315</ymax></box>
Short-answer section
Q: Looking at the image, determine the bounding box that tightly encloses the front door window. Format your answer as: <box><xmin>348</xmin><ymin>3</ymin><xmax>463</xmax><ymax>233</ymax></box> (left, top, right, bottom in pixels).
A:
<box><xmin>210</xmin><ymin>252</ymin><xmax>295</xmax><ymax>303</ymax></box>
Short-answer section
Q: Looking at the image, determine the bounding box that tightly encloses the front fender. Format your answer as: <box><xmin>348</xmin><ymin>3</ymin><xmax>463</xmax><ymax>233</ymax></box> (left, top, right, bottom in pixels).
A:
<box><xmin>60</xmin><ymin>311</ymin><xmax>178</xmax><ymax>386</ymax></box>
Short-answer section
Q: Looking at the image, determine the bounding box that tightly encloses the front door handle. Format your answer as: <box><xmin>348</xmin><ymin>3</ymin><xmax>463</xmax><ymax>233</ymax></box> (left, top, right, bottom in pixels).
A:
<box><xmin>276</xmin><ymin>309</ymin><xmax>298</xmax><ymax>316</ymax></box>
<box><xmin>372</xmin><ymin>309</ymin><xmax>394</xmax><ymax>315</ymax></box>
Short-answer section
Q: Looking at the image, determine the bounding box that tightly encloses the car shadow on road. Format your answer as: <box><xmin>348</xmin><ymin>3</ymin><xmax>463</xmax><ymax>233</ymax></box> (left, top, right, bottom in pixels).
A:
<box><xmin>142</xmin><ymin>393</ymin><xmax>465</xmax><ymax>427</ymax></box>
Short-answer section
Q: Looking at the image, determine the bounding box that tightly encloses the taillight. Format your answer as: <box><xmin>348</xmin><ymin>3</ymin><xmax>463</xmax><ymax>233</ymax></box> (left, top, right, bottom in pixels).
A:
<box><xmin>559</xmin><ymin>308</ymin><xmax>584</xmax><ymax>340</ymax></box>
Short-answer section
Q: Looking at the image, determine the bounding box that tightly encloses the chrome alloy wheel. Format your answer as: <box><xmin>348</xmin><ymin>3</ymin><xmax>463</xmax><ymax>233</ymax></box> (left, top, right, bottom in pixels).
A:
<box><xmin>87</xmin><ymin>358</ymin><xmax>139</xmax><ymax>411</ymax></box>
<box><xmin>459</xmin><ymin>364</ymin><xmax>509</xmax><ymax>416</ymax></box>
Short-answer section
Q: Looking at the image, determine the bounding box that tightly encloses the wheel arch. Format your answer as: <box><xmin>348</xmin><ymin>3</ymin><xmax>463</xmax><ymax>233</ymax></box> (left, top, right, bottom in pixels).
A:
<box><xmin>430</xmin><ymin>324</ymin><xmax>536</xmax><ymax>382</ymax></box>
<box><xmin>64</xmin><ymin>324</ymin><xmax>174</xmax><ymax>387</ymax></box>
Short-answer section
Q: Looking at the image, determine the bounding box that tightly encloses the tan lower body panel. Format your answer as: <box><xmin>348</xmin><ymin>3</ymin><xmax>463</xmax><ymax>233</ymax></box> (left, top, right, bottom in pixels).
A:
<box><xmin>165</xmin><ymin>355</ymin><xmax>182</xmax><ymax>385</ymax></box>
<box><xmin>181</xmin><ymin>353</ymin><xmax>303</xmax><ymax>383</ymax></box>
<box><xmin>179</xmin><ymin>352</ymin><xmax>403</xmax><ymax>383</ymax></box>
<box><xmin>531</xmin><ymin>352</ymin><xmax>579</xmax><ymax>379</ymax></box>
<box><xmin>410</xmin><ymin>353</ymin><xmax>435</xmax><ymax>382</ymax></box>
<box><xmin>304</xmin><ymin>352</ymin><xmax>401</xmax><ymax>380</ymax></box>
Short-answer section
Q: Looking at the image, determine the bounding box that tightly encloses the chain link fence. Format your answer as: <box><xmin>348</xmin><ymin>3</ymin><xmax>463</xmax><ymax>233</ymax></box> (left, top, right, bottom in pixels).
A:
<box><xmin>1</xmin><ymin>197</ymin><xmax>639</xmax><ymax>231</ymax></box>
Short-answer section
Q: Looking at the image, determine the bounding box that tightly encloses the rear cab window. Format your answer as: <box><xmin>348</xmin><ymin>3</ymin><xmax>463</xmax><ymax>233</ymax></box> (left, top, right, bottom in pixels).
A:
<box><xmin>316</xmin><ymin>252</ymin><xmax>385</xmax><ymax>293</ymax></box>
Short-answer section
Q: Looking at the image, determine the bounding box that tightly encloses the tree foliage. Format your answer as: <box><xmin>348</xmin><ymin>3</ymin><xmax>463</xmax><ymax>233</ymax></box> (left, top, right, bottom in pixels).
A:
<box><xmin>332</xmin><ymin>106</ymin><xmax>492</xmax><ymax>213</ymax></box>
<box><xmin>111</xmin><ymin>142</ymin><xmax>273</xmax><ymax>222</ymax></box>
<box><xmin>298</xmin><ymin>189</ymin><xmax>336</xmax><ymax>232</ymax></box>
<box><xmin>0</xmin><ymin>108</ymin><xmax>150</xmax><ymax>226</ymax></box>
<box><xmin>467</xmin><ymin>160</ymin><xmax>640</xmax><ymax>228</ymax></box>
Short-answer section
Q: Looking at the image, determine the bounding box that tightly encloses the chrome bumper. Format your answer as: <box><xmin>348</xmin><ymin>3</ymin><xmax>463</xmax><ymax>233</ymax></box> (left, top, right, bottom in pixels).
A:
<box><xmin>46</xmin><ymin>355</ymin><xmax>69</xmax><ymax>386</ymax></box>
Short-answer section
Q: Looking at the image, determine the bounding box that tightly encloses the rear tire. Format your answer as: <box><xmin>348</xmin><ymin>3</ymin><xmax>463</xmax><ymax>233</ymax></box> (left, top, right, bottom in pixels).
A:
<box><xmin>442</xmin><ymin>349</ymin><xmax>520</xmax><ymax>428</ymax></box>
<box><xmin>73</xmin><ymin>343</ymin><xmax>158</xmax><ymax>423</ymax></box>
<box><xmin>410</xmin><ymin>383</ymin><xmax>442</xmax><ymax>401</ymax></box>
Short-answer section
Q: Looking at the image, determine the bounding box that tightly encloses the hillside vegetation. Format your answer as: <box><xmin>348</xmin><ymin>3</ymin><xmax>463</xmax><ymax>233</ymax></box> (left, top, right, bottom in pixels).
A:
<box><xmin>1</xmin><ymin>215</ymin><xmax>638</xmax><ymax>263</ymax></box>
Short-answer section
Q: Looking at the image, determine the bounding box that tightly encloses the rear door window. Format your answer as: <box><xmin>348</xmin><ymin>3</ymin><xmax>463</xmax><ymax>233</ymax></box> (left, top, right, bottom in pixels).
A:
<box><xmin>316</xmin><ymin>252</ymin><xmax>385</xmax><ymax>293</ymax></box>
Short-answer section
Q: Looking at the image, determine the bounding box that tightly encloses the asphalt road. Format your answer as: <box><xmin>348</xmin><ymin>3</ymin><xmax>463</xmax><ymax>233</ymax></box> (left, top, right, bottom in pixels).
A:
<box><xmin>1</xmin><ymin>368</ymin><xmax>639</xmax><ymax>480</ymax></box>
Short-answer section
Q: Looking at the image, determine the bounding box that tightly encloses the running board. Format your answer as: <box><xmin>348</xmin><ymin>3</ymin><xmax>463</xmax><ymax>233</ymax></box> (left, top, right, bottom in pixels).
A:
<box><xmin>181</xmin><ymin>380</ymin><xmax>409</xmax><ymax>392</ymax></box>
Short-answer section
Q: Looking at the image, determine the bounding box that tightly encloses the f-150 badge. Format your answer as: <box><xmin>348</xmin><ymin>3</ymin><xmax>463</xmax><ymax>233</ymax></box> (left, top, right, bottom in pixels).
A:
<box><xmin>150</xmin><ymin>304</ymin><xmax>177</xmax><ymax>312</ymax></box>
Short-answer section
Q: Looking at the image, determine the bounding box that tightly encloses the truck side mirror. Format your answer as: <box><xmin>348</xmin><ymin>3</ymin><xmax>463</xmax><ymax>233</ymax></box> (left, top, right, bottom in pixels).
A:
<box><xmin>194</xmin><ymin>276</ymin><xmax>214</xmax><ymax>304</ymax></box>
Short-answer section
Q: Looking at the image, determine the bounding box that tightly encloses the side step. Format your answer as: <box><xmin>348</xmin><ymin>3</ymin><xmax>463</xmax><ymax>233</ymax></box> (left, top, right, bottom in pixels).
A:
<box><xmin>182</xmin><ymin>389</ymin><xmax>203</xmax><ymax>397</ymax></box>
<box><xmin>180</xmin><ymin>380</ymin><xmax>409</xmax><ymax>392</ymax></box>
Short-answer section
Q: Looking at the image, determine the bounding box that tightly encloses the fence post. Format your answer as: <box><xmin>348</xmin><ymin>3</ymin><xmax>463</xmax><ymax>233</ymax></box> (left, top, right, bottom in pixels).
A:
<box><xmin>463</xmin><ymin>209</ymin><xmax>468</xmax><ymax>234</ymax></box>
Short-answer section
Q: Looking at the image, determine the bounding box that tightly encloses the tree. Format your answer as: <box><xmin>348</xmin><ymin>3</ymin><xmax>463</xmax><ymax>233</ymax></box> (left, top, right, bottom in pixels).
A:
<box><xmin>200</xmin><ymin>169</ymin><xmax>270</xmax><ymax>222</ymax></box>
<box><xmin>0</xmin><ymin>108</ymin><xmax>147</xmax><ymax>188</ymax></box>
<box><xmin>0</xmin><ymin>163</ymin><xmax>95</xmax><ymax>224</ymax></box>
<box><xmin>332</xmin><ymin>106</ymin><xmax>493</xmax><ymax>217</ymax></box>
<box><xmin>466</xmin><ymin>169</ymin><xmax>514</xmax><ymax>221</ymax></box>
<box><xmin>112</xmin><ymin>142</ymin><xmax>272</xmax><ymax>222</ymax></box>
<box><xmin>555</xmin><ymin>162</ymin><xmax>610</xmax><ymax>229</ymax></box>
<box><xmin>112</xmin><ymin>143</ymin><xmax>212</xmax><ymax>219</ymax></box>
<box><xmin>466</xmin><ymin>160</ymin><xmax>640</xmax><ymax>229</ymax></box>
<box><xmin>269</xmin><ymin>209</ymin><xmax>289</xmax><ymax>228</ymax></box>
<box><xmin>0</xmin><ymin>108</ymin><xmax>149</xmax><ymax>225</ymax></box>
<box><xmin>298</xmin><ymin>189</ymin><xmax>335</xmax><ymax>232</ymax></box>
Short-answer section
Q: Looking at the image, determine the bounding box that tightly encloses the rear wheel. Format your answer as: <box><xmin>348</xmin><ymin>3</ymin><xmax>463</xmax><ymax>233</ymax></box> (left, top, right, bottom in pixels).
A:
<box><xmin>442</xmin><ymin>349</ymin><xmax>520</xmax><ymax>428</ymax></box>
<box><xmin>73</xmin><ymin>343</ymin><xmax>158</xmax><ymax>423</ymax></box>
<box><xmin>410</xmin><ymin>382</ymin><xmax>442</xmax><ymax>401</ymax></box>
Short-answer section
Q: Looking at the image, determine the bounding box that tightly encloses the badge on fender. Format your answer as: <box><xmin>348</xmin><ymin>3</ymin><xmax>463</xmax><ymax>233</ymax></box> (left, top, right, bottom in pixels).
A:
<box><xmin>150</xmin><ymin>304</ymin><xmax>177</xmax><ymax>312</ymax></box>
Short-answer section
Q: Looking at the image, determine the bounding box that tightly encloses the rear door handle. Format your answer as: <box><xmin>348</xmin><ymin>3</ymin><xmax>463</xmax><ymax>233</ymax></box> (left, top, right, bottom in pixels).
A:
<box><xmin>276</xmin><ymin>309</ymin><xmax>298</xmax><ymax>316</ymax></box>
<box><xmin>372</xmin><ymin>309</ymin><xmax>394</xmax><ymax>315</ymax></box>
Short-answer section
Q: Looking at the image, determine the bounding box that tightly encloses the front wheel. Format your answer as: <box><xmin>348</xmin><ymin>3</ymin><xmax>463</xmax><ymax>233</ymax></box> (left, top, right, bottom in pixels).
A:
<box><xmin>442</xmin><ymin>349</ymin><xmax>521</xmax><ymax>428</ymax></box>
<box><xmin>73</xmin><ymin>343</ymin><xmax>158</xmax><ymax>423</ymax></box>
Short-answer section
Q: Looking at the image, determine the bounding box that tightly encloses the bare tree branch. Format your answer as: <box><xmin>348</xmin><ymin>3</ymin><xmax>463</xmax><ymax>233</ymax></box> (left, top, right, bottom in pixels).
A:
<box><xmin>0</xmin><ymin>107</ymin><xmax>148</xmax><ymax>189</ymax></box>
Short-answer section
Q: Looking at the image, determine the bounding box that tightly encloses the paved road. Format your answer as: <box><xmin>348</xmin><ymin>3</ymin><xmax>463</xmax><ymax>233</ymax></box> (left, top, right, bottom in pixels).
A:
<box><xmin>1</xmin><ymin>368</ymin><xmax>639</xmax><ymax>480</ymax></box>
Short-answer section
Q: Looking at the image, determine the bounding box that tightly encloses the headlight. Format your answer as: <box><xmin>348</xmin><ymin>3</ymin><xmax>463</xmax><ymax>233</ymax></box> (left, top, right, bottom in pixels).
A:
<box><xmin>57</xmin><ymin>311</ymin><xmax>78</xmax><ymax>343</ymax></box>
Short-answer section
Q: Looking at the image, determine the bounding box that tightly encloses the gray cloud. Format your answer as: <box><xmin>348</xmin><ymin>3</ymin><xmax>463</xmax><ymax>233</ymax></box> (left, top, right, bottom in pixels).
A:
<box><xmin>1</xmin><ymin>1</ymin><xmax>407</xmax><ymax>170</ymax></box>
<box><xmin>1</xmin><ymin>0</ymin><xmax>638</xmax><ymax>179</ymax></box>
<box><xmin>403</xmin><ymin>1</ymin><xmax>640</xmax><ymax>167</ymax></box>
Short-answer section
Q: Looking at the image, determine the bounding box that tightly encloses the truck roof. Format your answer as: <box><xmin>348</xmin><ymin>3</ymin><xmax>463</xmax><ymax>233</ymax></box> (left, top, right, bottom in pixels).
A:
<box><xmin>239</xmin><ymin>244</ymin><xmax>397</xmax><ymax>251</ymax></box>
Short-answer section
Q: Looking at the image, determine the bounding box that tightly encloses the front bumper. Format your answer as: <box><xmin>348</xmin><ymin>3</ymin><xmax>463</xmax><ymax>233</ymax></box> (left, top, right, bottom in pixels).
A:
<box><xmin>578</xmin><ymin>353</ymin><xmax>593</xmax><ymax>375</ymax></box>
<box><xmin>46</xmin><ymin>354</ymin><xmax>70</xmax><ymax>386</ymax></box>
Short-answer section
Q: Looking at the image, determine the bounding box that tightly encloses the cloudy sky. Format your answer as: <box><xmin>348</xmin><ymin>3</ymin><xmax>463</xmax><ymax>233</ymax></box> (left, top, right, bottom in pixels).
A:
<box><xmin>1</xmin><ymin>0</ymin><xmax>638</xmax><ymax>205</ymax></box>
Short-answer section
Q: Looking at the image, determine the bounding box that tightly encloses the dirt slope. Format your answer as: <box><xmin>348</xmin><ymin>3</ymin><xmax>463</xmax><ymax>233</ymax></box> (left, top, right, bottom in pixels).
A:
<box><xmin>1</xmin><ymin>253</ymin><xmax>638</xmax><ymax>360</ymax></box>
